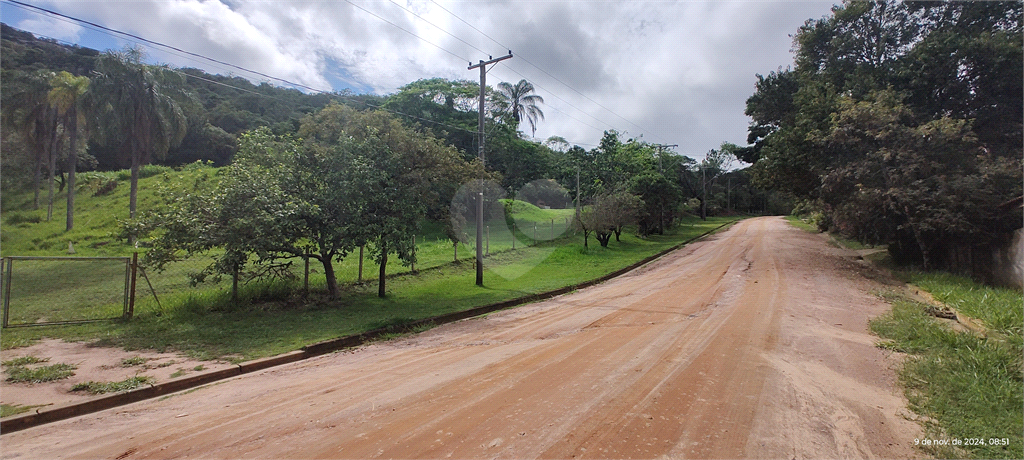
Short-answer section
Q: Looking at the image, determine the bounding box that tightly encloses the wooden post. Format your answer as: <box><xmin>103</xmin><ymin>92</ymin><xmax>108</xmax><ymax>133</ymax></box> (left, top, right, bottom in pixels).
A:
<box><xmin>128</xmin><ymin>252</ymin><xmax>138</xmax><ymax>319</ymax></box>
<box><xmin>412</xmin><ymin>235</ymin><xmax>416</xmax><ymax>272</ymax></box>
<box><xmin>358</xmin><ymin>245</ymin><xmax>364</xmax><ymax>283</ymax></box>
<box><xmin>454</xmin><ymin>241</ymin><xmax>458</xmax><ymax>262</ymax></box>
<box><xmin>534</xmin><ymin>224</ymin><xmax>537</xmax><ymax>242</ymax></box>
<box><xmin>551</xmin><ymin>218</ymin><xmax>554</xmax><ymax>240</ymax></box>
<box><xmin>512</xmin><ymin>222</ymin><xmax>516</xmax><ymax>249</ymax></box>
<box><xmin>303</xmin><ymin>256</ymin><xmax>309</xmax><ymax>294</ymax></box>
<box><xmin>2</xmin><ymin>258</ymin><xmax>11</xmax><ymax>328</ymax></box>
<box><xmin>486</xmin><ymin>225</ymin><xmax>490</xmax><ymax>256</ymax></box>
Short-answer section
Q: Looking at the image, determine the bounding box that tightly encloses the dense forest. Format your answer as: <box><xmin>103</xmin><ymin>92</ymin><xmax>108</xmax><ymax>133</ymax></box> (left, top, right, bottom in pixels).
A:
<box><xmin>0</xmin><ymin>21</ymin><xmax>777</xmax><ymax>218</ymax></box>
<box><xmin>1</xmin><ymin>21</ymin><xmax>784</xmax><ymax>294</ymax></box>
<box><xmin>743</xmin><ymin>0</ymin><xmax>1022</xmax><ymax>281</ymax></box>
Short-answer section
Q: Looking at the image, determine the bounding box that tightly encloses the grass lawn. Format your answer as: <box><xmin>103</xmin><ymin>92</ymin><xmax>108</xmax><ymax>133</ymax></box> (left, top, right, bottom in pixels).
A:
<box><xmin>2</xmin><ymin>169</ymin><xmax>739</xmax><ymax>360</ymax></box>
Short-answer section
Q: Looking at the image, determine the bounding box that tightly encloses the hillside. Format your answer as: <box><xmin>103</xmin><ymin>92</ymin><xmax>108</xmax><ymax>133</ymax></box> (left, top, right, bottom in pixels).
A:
<box><xmin>1</xmin><ymin>164</ymin><xmax>214</xmax><ymax>257</ymax></box>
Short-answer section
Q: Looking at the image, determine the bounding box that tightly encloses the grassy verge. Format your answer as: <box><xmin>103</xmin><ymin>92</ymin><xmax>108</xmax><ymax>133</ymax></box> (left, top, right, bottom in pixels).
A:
<box><xmin>871</xmin><ymin>282</ymin><xmax>1023</xmax><ymax>459</ymax></box>
<box><xmin>1</xmin><ymin>404</ymin><xmax>46</xmax><ymax>418</ymax></box>
<box><xmin>71</xmin><ymin>376</ymin><xmax>156</xmax><ymax>394</ymax></box>
<box><xmin>784</xmin><ymin>215</ymin><xmax>817</xmax><ymax>232</ymax></box>
<box><xmin>1</xmin><ymin>216</ymin><xmax>738</xmax><ymax>362</ymax></box>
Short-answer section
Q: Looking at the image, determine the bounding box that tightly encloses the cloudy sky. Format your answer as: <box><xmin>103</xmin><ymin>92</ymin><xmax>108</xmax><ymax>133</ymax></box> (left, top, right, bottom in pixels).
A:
<box><xmin>2</xmin><ymin>0</ymin><xmax>837</xmax><ymax>160</ymax></box>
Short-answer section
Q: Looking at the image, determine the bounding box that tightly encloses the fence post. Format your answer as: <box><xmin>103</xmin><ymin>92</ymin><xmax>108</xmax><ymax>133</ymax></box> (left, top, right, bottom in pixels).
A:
<box><xmin>411</xmin><ymin>235</ymin><xmax>416</xmax><ymax>272</ymax></box>
<box><xmin>2</xmin><ymin>258</ymin><xmax>11</xmax><ymax>328</ymax></box>
<box><xmin>304</xmin><ymin>256</ymin><xmax>309</xmax><ymax>295</ymax></box>
<box><xmin>512</xmin><ymin>223</ymin><xmax>516</xmax><ymax>250</ymax></box>
<box><xmin>128</xmin><ymin>252</ymin><xmax>138</xmax><ymax>319</ymax></box>
<box><xmin>486</xmin><ymin>226</ymin><xmax>490</xmax><ymax>256</ymax></box>
<box><xmin>551</xmin><ymin>218</ymin><xmax>554</xmax><ymax>240</ymax></box>
<box><xmin>358</xmin><ymin>245</ymin><xmax>364</xmax><ymax>283</ymax></box>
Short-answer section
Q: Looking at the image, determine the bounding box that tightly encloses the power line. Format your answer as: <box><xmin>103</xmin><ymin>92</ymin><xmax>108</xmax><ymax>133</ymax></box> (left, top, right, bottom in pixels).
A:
<box><xmin>343</xmin><ymin>0</ymin><xmax>469</xmax><ymax>64</ymax></box>
<box><xmin>5</xmin><ymin>0</ymin><xmax>325</xmax><ymax>94</ymax></box>
<box><xmin>385</xmin><ymin>0</ymin><xmax>490</xmax><ymax>58</ymax></box>
<box><xmin>427</xmin><ymin>0</ymin><xmax>667</xmax><ymax>143</ymax></box>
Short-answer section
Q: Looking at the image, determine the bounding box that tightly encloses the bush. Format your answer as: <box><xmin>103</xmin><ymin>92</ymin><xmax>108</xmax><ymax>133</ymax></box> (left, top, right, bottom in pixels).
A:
<box><xmin>116</xmin><ymin>164</ymin><xmax>174</xmax><ymax>181</ymax></box>
<box><xmin>4</xmin><ymin>211</ymin><xmax>42</xmax><ymax>225</ymax></box>
<box><xmin>76</xmin><ymin>171</ymin><xmax>119</xmax><ymax>196</ymax></box>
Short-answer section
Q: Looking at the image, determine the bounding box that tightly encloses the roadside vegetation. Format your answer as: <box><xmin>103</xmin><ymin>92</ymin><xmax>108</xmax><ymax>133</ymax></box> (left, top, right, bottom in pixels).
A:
<box><xmin>787</xmin><ymin>217</ymin><xmax>1023</xmax><ymax>459</ymax></box>
<box><xmin>1</xmin><ymin>212</ymin><xmax>736</xmax><ymax>361</ymax></box>
<box><xmin>871</xmin><ymin>280</ymin><xmax>1022</xmax><ymax>460</ymax></box>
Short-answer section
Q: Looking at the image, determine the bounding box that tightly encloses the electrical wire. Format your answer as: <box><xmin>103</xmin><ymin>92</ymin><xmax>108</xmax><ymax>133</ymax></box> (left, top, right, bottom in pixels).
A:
<box><xmin>427</xmin><ymin>0</ymin><xmax>667</xmax><ymax>143</ymax></box>
<box><xmin>3</xmin><ymin>0</ymin><xmax>603</xmax><ymax>149</ymax></box>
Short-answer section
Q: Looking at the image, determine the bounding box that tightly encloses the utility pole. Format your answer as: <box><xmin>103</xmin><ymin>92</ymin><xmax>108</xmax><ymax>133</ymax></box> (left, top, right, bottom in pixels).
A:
<box><xmin>469</xmin><ymin>52</ymin><xmax>512</xmax><ymax>287</ymax></box>
<box><xmin>650</xmin><ymin>144</ymin><xmax>677</xmax><ymax>172</ymax></box>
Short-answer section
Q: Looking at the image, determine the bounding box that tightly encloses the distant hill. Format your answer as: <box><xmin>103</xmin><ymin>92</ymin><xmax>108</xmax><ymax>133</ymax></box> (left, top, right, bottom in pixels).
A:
<box><xmin>0</xmin><ymin>23</ymin><xmax>382</xmax><ymax>172</ymax></box>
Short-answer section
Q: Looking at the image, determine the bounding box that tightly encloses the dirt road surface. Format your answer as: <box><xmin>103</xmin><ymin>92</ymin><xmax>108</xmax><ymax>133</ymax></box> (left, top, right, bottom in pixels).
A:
<box><xmin>1</xmin><ymin>217</ymin><xmax>923</xmax><ymax>459</ymax></box>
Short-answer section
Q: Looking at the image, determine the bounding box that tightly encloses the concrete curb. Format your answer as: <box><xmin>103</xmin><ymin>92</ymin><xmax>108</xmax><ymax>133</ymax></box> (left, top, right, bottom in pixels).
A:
<box><xmin>1</xmin><ymin>220</ymin><xmax>736</xmax><ymax>434</ymax></box>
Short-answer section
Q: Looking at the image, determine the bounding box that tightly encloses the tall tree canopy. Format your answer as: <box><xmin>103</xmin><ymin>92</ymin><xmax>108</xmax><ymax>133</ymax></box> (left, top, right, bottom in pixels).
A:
<box><xmin>92</xmin><ymin>47</ymin><xmax>190</xmax><ymax>222</ymax></box>
<box><xmin>495</xmin><ymin>79</ymin><xmax>545</xmax><ymax>137</ymax></box>
<box><xmin>745</xmin><ymin>0</ymin><xmax>1022</xmax><ymax>279</ymax></box>
<box><xmin>48</xmin><ymin>70</ymin><xmax>90</xmax><ymax>230</ymax></box>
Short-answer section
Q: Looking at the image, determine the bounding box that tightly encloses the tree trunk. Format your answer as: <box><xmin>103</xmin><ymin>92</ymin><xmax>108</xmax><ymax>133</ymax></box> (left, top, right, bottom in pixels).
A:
<box><xmin>65</xmin><ymin>111</ymin><xmax>77</xmax><ymax>231</ymax></box>
<box><xmin>378</xmin><ymin>243</ymin><xmax>388</xmax><ymax>298</ymax></box>
<box><xmin>46</xmin><ymin>122</ymin><xmax>59</xmax><ymax>221</ymax></box>
<box><xmin>231</xmin><ymin>262</ymin><xmax>239</xmax><ymax>301</ymax></box>
<box><xmin>33</xmin><ymin>153</ymin><xmax>42</xmax><ymax>210</ymax></box>
<box><xmin>322</xmin><ymin>255</ymin><xmax>339</xmax><ymax>298</ymax></box>
<box><xmin>596</xmin><ymin>231</ymin><xmax>611</xmax><ymax>247</ymax></box>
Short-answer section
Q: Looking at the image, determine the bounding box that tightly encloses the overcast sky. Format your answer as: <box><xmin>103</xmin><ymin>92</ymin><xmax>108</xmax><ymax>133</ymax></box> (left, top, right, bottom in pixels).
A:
<box><xmin>2</xmin><ymin>0</ymin><xmax>838</xmax><ymax>160</ymax></box>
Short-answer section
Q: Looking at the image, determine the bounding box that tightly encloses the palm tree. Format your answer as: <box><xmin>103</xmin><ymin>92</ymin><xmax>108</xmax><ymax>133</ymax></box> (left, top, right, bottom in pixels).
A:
<box><xmin>496</xmin><ymin>79</ymin><xmax>544</xmax><ymax>137</ymax></box>
<box><xmin>49</xmin><ymin>71</ymin><xmax>90</xmax><ymax>231</ymax></box>
<box><xmin>92</xmin><ymin>47</ymin><xmax>188</xmax><ymax>228</ymax></box>
<box><xmin>3</xmin><ymin>70</ymin><xmax>59</xmax><ymax>211</ymax></box>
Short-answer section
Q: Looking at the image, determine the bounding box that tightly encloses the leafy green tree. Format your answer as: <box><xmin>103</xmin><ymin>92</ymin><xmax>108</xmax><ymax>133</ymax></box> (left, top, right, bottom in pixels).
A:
<box><xmin>630</xmin><ymin>173</ymin><xmax>681</xmax><ymax>235</ymax></box>
<box><xmin>495</xmin><ymin>79</ymin><xmax>544</xmax><ymax>136</ymax></box>
<box><xmin>48</xmin><ymin>71</ymin><xmax>90</xmax><ymax>230</ymax></box>
<box><xmin>601</xmin><ymin>190</ymin><xmax>644</xmax><ymax>242</ymax></box>
<box><xmin>299</xmin><ymin>103</ymin><xmax>481</xmax><ymax>297</ymax></box>
<box><xmin>745</xmin><ymin>0</ymin><xmax>1022</xmax><ymax>277</ymax></box>
<box><xmin>92</xmin><ymin>47</ymin><xmax>189</xmax><ymax>225</ymax></box>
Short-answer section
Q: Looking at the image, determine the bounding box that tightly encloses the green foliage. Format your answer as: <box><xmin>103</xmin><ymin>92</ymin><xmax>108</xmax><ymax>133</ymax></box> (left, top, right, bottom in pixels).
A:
<box><xmin>1</xmin><ymin>403</ymin><xmax>45</xmax><ymax>418</ymax></box>
<box><xmin>908</xmin><ymin>272</ymin><xmax>1023</xmax><ymax>342</ymax></box>
<box><xmin>746</xmin><ymin>0</ymin><xmax>1023</xmax><ymax>276</ymax></box>
<box><xmin>3</xmin><ymin>215</ymin><xmax>736</xmax><ymax>362</ymax></box>
<box><xmin>4</xmin><ymin>362</ymin><xmax>76</xmax><ymax>383</ymax></box>
<box><xmin>2</xmin><ymin>356</ymin><xmax>46</xmax><ymax>366</ymax></box>
<box><xmin>871</xmin><ymin>293</ymin><xmax>1023</xmax><ymax>459</ymax></box>
<box><xmin>71</xmin><ymin>376</ymin><xmax>155</xmax><ymax>394</ymax></box>
<box><xmin>120</xmin><ymin>356</ymin><xmax>148</xmax><ymax>367</ymax></box>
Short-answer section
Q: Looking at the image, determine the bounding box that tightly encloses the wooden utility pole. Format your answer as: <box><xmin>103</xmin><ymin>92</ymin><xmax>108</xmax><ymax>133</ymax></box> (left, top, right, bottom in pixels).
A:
<box><xmin>650</xmin><ymin>144</ymin><xmax>677</xmax><ymax>172</ymax></box>
<box><xmin>469</xmin><ymin>52</ymin><xmax>512</xmax><ymax>286</ymax></box>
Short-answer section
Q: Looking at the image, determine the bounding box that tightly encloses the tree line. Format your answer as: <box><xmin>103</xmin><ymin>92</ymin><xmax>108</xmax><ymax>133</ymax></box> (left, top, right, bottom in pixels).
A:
<box><xmin>1</xmin><ymin>21</ymin><xmax>785</xmax><ymax>299</ymax></box>
<box><xmin>743</xmin><ymin>0</ymin><xmax>1022</xmax><ymax>280</ymax></box>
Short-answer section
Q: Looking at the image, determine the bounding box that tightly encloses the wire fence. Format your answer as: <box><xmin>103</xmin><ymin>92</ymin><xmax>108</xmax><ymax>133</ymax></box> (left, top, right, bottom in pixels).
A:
<box><xmin>0</xmin><ymin>214</ymin><xmax>578</xmax><ymax>325</ymax></box>
<box><xmin>1</xmin><ymin>256</ymin><xmax>132</xmax><ymax>327</ymax></box>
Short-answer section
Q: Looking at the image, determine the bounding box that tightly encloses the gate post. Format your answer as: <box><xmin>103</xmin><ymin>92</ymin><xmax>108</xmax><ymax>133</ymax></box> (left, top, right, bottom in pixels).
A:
<box><xmin>127</xmin><ymin>252</ymin><xmax>138</xmax><ymax>319</ymax></box>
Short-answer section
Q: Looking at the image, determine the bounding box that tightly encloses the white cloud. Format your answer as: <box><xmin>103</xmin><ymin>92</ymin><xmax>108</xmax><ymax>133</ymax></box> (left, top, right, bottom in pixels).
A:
<box><xmin>24</xmin><ymin>0</ymin><xmax>837</xmax><ymax>156</ymax></box>
<box><xmin>17</xmin><ymin>14</ymin><xmax>81</xmax><ymax>43</ymax></box>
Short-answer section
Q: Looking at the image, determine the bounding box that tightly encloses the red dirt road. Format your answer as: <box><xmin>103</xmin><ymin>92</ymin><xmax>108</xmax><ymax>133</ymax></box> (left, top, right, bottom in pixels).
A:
<box><xmin>1</xmin><ymin>217</ymin><xmax>922</xmax><ymax>459</ymax></box>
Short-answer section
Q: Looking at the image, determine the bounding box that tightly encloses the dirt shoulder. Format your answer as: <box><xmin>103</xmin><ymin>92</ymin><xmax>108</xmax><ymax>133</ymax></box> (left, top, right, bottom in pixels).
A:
<box><xmin>1</xmin><ymin>216</ymin><xmax>923</xmax><ymax>459</ymax></box>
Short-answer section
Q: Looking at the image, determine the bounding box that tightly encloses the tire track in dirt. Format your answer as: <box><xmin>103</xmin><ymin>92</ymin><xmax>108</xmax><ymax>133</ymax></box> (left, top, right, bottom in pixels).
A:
<box><xmin>1</xmin><ymin>217</ymin><xmax>922</xmax><ymax>459</ymax></box>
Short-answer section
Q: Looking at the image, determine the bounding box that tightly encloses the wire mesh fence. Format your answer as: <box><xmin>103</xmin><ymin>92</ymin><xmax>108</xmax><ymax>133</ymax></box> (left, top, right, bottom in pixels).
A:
<box><xmin>1</xmin><ymin>256</ymin><xmax>132</xmax><ymax>327</ymax></box>
<box><xmin>1</xmin><ymin>211</ymin><xmax>579</xmax><ymax>325</ymax></box>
